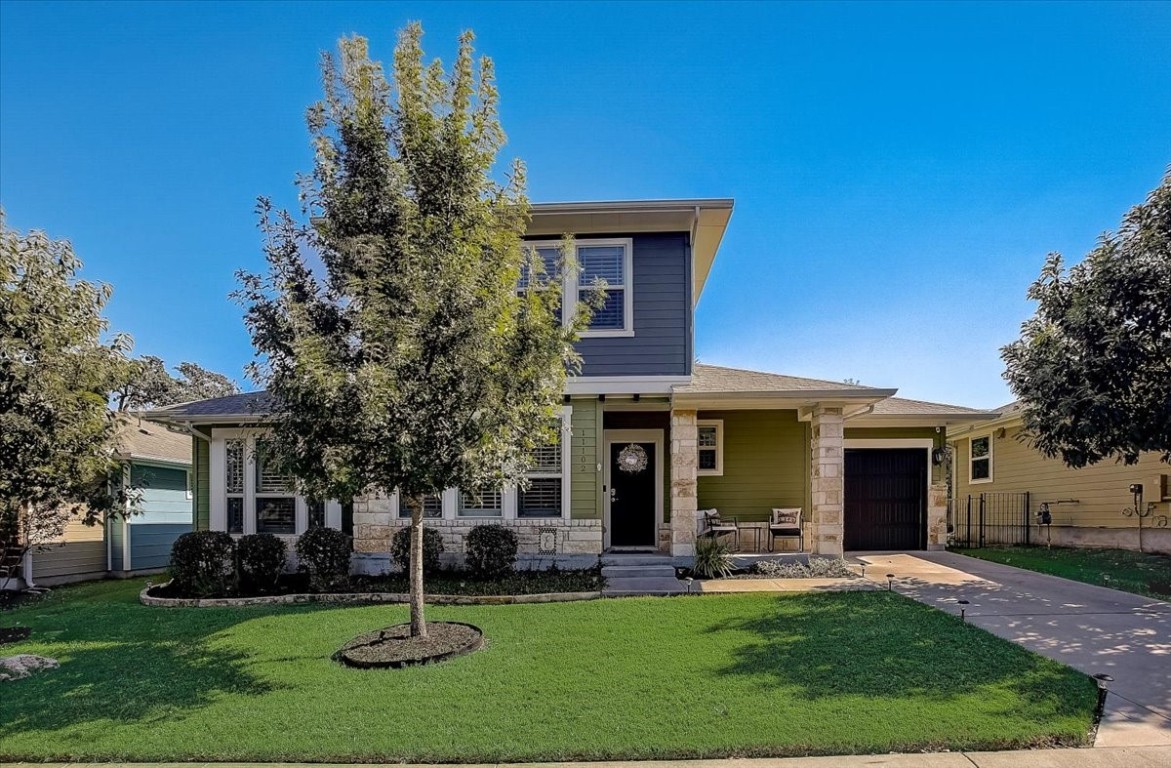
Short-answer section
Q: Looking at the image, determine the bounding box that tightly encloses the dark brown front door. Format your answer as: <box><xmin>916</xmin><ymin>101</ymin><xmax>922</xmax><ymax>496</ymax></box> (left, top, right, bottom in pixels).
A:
<box><xmin>844</xmin><ymin>448</ymin><xmax>927</xmax><ymax>550</ymax></box>
<box><xmin>609</xmin><ymin>442</ymin><xmax>657</xmax><ymax>548</ymax></box>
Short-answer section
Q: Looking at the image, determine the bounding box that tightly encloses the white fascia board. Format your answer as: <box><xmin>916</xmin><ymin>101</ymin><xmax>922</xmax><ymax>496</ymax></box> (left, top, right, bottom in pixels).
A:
<box><xmin>564</xmin><ymin>375</ymin><xmax>692</xmax><ymax>395</ymax></box>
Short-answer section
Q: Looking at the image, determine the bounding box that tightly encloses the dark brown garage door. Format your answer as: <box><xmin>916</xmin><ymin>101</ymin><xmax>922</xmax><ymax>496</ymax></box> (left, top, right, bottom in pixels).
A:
<box><xmin>844</xmin><ymin>448</ymin><xmax>927</xmax><ymax>551</ymax></box>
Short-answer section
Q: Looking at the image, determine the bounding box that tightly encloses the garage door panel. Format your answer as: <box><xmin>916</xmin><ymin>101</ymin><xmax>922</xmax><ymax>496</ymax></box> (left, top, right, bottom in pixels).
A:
<box><xmin>844</xmin><ymin>449</ymin><xmax>927</xmax><ymax>550</ymax></box>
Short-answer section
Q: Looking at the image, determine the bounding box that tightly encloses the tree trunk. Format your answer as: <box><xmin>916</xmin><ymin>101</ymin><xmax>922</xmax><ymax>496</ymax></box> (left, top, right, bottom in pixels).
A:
<box><xmin>408</xmin><ymin>495</ymin><xmax>428</xmax><ymax>638</ymax></box>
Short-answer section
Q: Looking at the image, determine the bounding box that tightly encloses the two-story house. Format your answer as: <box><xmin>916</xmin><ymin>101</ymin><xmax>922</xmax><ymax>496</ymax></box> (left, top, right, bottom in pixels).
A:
<box><xmin>147</xmin><ymin>199</ymin><xmax>994</xmax><ymax>571</ymax></box>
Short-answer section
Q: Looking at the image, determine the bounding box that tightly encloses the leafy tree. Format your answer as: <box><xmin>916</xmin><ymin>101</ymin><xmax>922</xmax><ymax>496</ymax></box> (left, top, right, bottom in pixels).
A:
<box><xmin>0</xmin><ymin>210</ymin><xmax>135</xmax><ymax>589</ymax></box>
<box><xmin>174</xmin><ymin>361</ymin><xmax>239</xmax><ymax>402</ymax></box>
<box><xmin>114</xmin><ymin>356</ymin><xmax>239</xmax><ymax>410</ymax></box>
<box><xmin>235</xmin><ymin>26</ymin><xmax>589</xmax><ymax>638</ymax></box>
<box><xmin>113</xmin><ymin>355</ymin><xmax>177</xmax><ymax>410</ymax></box>
<box><xmin>1002</xmin><ymin>171</ymin><xmax>1171</xmax><ymax>467</ymax></box>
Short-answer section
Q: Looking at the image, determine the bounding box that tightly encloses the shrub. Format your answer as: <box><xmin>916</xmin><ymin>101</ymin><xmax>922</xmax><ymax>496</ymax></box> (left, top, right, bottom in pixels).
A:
<box><xmin>464</xmin><ymin>524</ymin><xmax>518</xmax><ymax>578</ymax></box>
<box><xmin>295</xmin><ymin>527</ymin><xmax>352</xmax><ymax>592</ymax></box>
<box><xmin>236</xmin><ymin>533</ymin><xmax>287</xmax><ymax>593</ymax></box>
<box><xmin>169</xmin><ymin>531</ymin><xmax>236</xmax><ymax>597</ymax></box>
<box><xmin>751</xmin><ymin>557</ymin><xmax>855</xmax><ymax>578</ymax></box>
<box><xmin>692</xmin><ymin>535</ymin><xmax>734</xmax><ymax>579</ymax></box>
<box><xmin>391</xmin><ymin>525</ymin><xmax>444</xmax><ymax>575</ymax></box>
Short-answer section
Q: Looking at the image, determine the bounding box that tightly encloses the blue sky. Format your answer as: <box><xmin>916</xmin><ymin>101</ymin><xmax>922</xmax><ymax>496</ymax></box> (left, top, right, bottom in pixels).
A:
<box><xmin>2</xmin><ymin>1</ymin><xmax>1168</xmax><ymax>408</ymax></box>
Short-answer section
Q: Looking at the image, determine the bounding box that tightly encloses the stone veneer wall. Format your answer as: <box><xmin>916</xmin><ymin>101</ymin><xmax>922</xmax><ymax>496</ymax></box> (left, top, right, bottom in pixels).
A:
<box><xmin>350</xmin><ymin>494</ymin><xmax>602</xmax><ymax>574</ymax></box>
<box><xmin>927</xmin><ymin>482</ymin><xmax>948</xmax><ymax>551</ymax></box>
<box><xmin>669</xmin><ymin>409</ymin><xmax>698</xmax><ymax>557</ymax></box>
<box><xmin>810</xmin><ymin>407</ymin><xmax>845</xmax><ymax>556</ymax></box>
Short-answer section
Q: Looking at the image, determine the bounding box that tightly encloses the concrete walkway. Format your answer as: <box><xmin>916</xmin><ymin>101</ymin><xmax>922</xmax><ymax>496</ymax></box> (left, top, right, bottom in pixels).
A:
<box><xmin>11</xmin><ymin>747</ymin><xmax>1171</xmax><ymax>768</ymax></box>
<box><xmin>855</xmin><ymin>551</ymin><xmax>1171</xmax><ymax>747</ymax></box>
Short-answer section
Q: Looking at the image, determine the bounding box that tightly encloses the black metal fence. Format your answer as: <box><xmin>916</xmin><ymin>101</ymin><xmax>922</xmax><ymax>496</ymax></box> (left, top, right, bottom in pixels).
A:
<box><xmin>954</xmin><ymin>492</ymin><xmax>1032</xmax><ymax>547</ymax></box>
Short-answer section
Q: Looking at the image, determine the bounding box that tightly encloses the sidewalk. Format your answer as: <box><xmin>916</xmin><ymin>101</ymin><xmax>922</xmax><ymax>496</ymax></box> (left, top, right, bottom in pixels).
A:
<box><xmin>11</xmin><ymin>747</ymin><xmax>1171</xmax><ymax>768</ymax></box>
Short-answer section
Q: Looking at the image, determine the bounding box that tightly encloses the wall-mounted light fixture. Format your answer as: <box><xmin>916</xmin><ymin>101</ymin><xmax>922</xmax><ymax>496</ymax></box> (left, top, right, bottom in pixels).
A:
<box><xmin>932</xmin><ymin>448</ymin><xmax>946</xmax><ymax>466</ymax></box>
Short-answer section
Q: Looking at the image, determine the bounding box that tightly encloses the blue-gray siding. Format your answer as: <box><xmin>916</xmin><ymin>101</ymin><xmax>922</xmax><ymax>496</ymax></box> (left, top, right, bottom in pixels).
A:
<box><xmin>127</xmin><ymin>523</ymin><xmax>191</xmax><ymax>570</ymax></box>
<box><xmin>577</xmin><ymin>233</ymin><xmax>692</xmax><ymax>377</ymax></box>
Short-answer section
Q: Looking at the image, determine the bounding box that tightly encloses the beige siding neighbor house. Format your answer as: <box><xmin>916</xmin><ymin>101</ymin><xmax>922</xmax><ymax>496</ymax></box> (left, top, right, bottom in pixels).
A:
<box><xmin>19</xmin><ymin>417</ymin><xmax>194</xmax><ymax>588</ymax></box>
<box><xmin>949</xmin><ymin>403</ymin><xmax>1171</xmax><ymax>555</ymax></box>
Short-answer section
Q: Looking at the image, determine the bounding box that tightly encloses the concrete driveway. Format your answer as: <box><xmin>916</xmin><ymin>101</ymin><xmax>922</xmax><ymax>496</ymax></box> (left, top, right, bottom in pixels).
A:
<box><xmin>854</xmin><ymin>551</ymin><xmax>1171</xmax><ymax>748</ymax></box>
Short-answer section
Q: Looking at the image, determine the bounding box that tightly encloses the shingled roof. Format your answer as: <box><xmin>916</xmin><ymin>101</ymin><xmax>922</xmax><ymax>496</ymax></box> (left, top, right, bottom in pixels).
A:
<box><xmin>145</xmin><ymin>364</ymin><xmax>988</xmax><ymax>423</ymax></box>
<box><xmin>869</xmin><ymin>395</ymin><xmax>991</xmax><ymax>417</ymax></box>
<box><xmin>116</xmin><ymin>416</ymin><xmax>192</xmax><ymax>465</ymax></box>
<box><xmin>679</xmin><ymin>363</ymin><xmax>893</xmax><ymax>395</ymax></box>
<box><xmin>147</xmin><ymin>391</ymin><xmax>277</xmax><ymax>419</ymax></box>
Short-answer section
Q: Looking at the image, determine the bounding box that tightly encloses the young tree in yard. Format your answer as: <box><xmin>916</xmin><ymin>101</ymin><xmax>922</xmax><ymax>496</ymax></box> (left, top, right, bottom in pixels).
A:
<box><xmin>1002</xmin><ymin>171</ymin><xmax>1171</xmax><ymax>467</ymax></box>
<box><xmin>236</xmin><ymin>25</ymin><xmax>590</xmax><ymax>639</ymax></box>
<box><xmin>0</xmin><ymin>211</ymin><xmax>135</xmax><ymax>589</ymax></box>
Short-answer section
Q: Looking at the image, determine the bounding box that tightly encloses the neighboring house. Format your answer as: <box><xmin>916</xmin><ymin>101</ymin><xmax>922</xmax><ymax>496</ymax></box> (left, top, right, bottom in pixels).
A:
<box><xmin>147</xmin><ymin>198</ymin><xmax>993</xmax><ymax>571</ymax></box>
<box><xmin>25</xmin><ymin>417</ymin><xmax>193</xmax><ymax>587</ymax></box>
<box><xmin>949</xmin><ymin>402</ymin><xmax>1171</xmax><ymax>555</ymax></box>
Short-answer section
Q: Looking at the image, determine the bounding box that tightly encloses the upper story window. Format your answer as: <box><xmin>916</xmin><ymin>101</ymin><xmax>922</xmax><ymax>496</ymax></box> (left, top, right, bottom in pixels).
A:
<box><xmin>969</xmin><ymin>435</ymin><xmax>992</xmax><ymax>483</ymax></box>
<box><xmin>522</xmin><ymin>238</ymin><xmax>633</xmax><ymax>338</ymax></box>
<box><xmin>578</xmin><ymin>242</ymin><xmax>631</xmax><ymax>335</ymax></box>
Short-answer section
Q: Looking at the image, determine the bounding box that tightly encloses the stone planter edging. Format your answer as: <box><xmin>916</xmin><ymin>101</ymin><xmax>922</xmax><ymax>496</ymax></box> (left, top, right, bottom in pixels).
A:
<box><xmin>139</xmin><ymin>582</ymin><xmax>602</xmax><ymax>608</ymax></box>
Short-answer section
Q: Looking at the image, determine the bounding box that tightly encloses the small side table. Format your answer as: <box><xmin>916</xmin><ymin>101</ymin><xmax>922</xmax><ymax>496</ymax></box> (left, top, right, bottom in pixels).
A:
<box><xmin>742</xmin><ymin>524</ymin><xmax>763</xmax><ymax>553</ymax></box>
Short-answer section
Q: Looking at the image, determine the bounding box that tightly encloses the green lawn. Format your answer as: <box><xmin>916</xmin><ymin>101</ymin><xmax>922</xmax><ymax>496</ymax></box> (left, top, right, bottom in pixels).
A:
<box><xmin>0</xmin><ymin>579</ymin><xmax>1095</xmax><ymax>761</ymax></box>
<box><xmin>958</xmin><ymin>546</ymin><xmax>1171</xmax><ymax>600</ymax></box>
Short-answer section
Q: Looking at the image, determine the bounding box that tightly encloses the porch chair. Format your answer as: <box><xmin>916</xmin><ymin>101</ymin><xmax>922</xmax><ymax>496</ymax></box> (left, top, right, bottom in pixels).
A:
<box><xmin>699</xmin><ymin>508</ymin><xmax>740</xmax><ymax>551</ymax></box>
<box><xmin>767</xmin><ymin>507</ymin><xmax>803</xmax><ymax>552</ymax></box>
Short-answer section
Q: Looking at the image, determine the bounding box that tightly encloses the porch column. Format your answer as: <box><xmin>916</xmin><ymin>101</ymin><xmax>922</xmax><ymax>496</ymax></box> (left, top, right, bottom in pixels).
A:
<box><xmin>669</xmin><ymin>408</ymin><xmax>699</xmax><ymax>557</ymax></box>
<box><xmin>810</xmin><ymin>406</ymin><xmax>845</xmax><ymax>557</ymax></box>
<box><xmin>927</xmin><ymin>481</ymin><xmax>948</xmax><ymax>551</ymax></box>
<box><xmin>351</xmin><ymin>494</ymin><xmax>394</xmax><ymax>575</ymax></box>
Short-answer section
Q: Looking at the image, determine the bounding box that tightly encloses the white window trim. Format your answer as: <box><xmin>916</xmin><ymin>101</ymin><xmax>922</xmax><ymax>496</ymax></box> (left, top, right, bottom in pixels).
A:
<box><xmin>210</xmin><ymin>428</ymin><xmax>335</xmax><ymax>537</ymax></box>
<box><xmin>697</xmin><ymin>419</ymin><xmax>724</xmax><ymax>477</ymax></box>
<box><xmin>968</xmin><ymin>434</ymin><xmax>994</xmax><ymax>485</ymax></box>
<box><xmin>524</xmin><ymin>238</ymin><xmax>634</xmax><ymax>338</ymax></box>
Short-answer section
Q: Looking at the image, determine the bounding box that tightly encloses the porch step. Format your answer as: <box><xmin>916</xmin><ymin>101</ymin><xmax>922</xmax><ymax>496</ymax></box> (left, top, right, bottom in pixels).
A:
<box><xmin>601</xmin><ymin>565</ymin><xmax>677</xmax><ymax>579</ymax></box>
<box><xmin>600</xmin><ymin>554</ymin><xmax>678</xmax><ymax>567</ymax></box>
<box><xmin>601</xmin><ymin>562</ymin><xmax>687</xmax><ymax>596</ymax></box>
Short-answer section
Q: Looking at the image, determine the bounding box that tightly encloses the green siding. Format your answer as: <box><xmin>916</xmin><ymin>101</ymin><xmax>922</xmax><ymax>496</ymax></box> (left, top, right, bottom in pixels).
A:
<box><xmin>194</xmin><ymin>428</ymin><xmax>210</xmax><ymax>530</ymax></box>
<box><xmin>570</xmin><ymin>399</ymin><xmax>599</xmax><ymax>519</ymax></box>
<box><xmin>697</xmin><ymin>409</ymin><xmax>807</xmax><ymax>523</ymax></box>
<box><xmin>844</xmin><ymin>427</ymin><xmax>945</xmax><ymax>484</ymax></box>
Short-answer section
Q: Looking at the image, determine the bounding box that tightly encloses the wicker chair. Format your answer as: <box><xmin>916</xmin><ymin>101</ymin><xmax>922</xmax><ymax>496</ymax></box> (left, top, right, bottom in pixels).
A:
<box><xmin>767</xmin><ymin>507</ymin><xmax>803</xmax><ymax>552</ymax></box>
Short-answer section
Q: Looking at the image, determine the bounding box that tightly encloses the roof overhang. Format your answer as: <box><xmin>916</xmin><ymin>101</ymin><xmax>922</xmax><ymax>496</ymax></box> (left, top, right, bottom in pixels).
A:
<box><xmin>529</xmin><ymin>199</ymin><xmax>733</xmax><ymax>307</ymax></box>
<box><xmin>945</xmin><ymin>410</ymin><xmax>1021</xmax><ymax>438</ymax></box>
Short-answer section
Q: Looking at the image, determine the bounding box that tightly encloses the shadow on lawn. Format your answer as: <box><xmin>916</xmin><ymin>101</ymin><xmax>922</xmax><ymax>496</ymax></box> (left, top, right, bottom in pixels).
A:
<box><xmin>0</xmin><ymin>581</ymin><xmax>337</xmax><ymax>741</ymax></box>
<box><xmin>713</xmin><ymin>592</ymin><xmax>1093</xmax><ymax>717</ymax></box>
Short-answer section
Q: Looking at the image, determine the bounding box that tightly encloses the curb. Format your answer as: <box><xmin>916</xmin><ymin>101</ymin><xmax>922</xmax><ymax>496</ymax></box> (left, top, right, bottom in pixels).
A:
<box><xmin>139</xmin><ymin>582</ymin><xmax>603</xmax><ymax>608</ymax></box>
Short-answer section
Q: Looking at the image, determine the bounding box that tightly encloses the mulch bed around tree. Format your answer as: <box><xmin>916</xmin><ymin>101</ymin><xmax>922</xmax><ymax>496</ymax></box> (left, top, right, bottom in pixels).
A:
<box><xmin>0</xmin><ymin>626</ymin><xmax>32</xmax><ymax>645</ymax></box>
<box><xmin>333</xmin><ymin>621</ymin><xmax>483</xmax><ymax>669</ymax></box>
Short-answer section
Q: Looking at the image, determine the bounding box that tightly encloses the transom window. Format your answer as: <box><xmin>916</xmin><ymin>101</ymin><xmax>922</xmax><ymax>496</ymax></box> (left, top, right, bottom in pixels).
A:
<box><xmin>969</xmin><ymin>435</ymin><xmax>992</xmax><ymax>483</ymax></box>
<box><xmin>697</xmin><ymin>420</ymin><xmax>724</xmax><ymax>476</ymax></box>
<box><xmin>521</xmin><ymin>238</ymin><xmax>633</xmax><ymax>337</ymax></box>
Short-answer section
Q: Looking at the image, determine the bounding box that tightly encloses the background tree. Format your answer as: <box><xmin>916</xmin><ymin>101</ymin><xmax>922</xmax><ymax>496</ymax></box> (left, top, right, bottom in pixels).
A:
<box><xmin>0</xmin><ymin>210</ymin><xmax>135</xmax><ymax>589</ymax></box>
<box><xmin>236</xmin><ymin>25</ymin><xmax>589</xmax><ymax>639</ymax></box>
<box><xmin>114</xmin><ymin>356</ymin><xmax>239</xmax><ymax>410</ymax></box>
<box><xmin>1002</xmin><ymin>171</ymin><xmax>1171</xmax><ymax>467</ymax></box>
